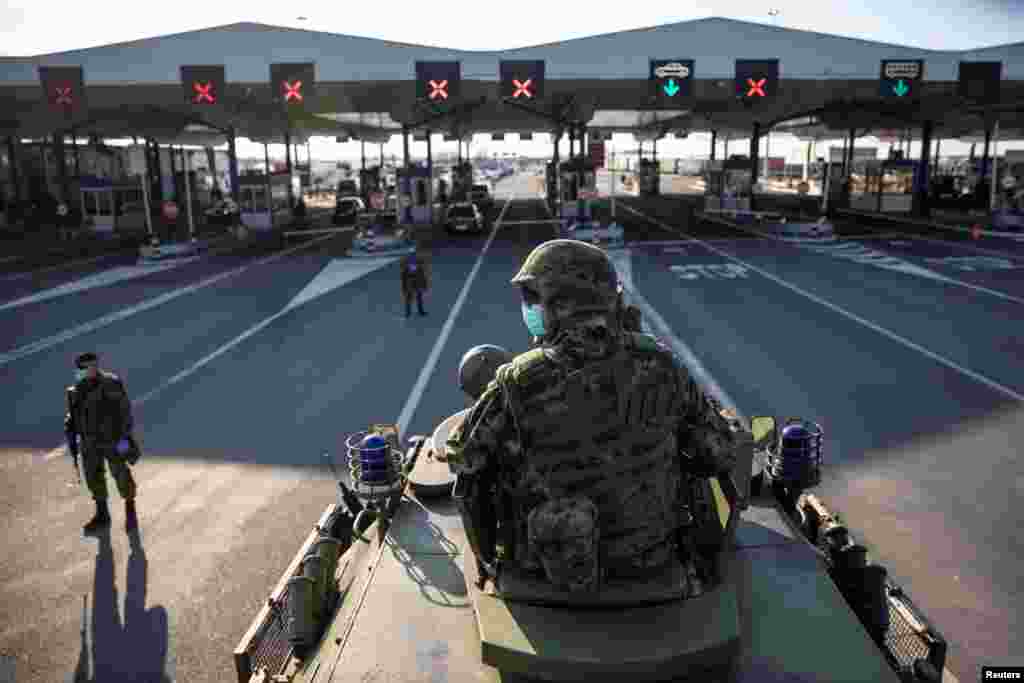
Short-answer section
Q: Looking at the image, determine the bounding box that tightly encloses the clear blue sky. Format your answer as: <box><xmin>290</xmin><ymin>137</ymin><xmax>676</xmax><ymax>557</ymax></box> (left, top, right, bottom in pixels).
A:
<box><xmin>3</xmin><ymin>1</ymin><xmax>1022</xmax><ymax>160</ymax></box>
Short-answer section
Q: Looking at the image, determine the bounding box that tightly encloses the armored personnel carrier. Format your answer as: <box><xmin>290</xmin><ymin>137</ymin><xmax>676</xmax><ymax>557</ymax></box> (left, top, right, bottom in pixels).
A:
<box><xmin>233</xmin><ymin>351</ymin><xmax>948</xmax><ymax>683</ymax></box>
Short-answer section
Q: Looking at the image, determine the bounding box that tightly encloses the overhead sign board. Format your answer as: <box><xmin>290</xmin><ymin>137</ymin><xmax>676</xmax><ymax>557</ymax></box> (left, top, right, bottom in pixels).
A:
<box><xmin>180</xmin><ymin>65</ymin><xmax>225</xmax><ymax>105</ymax></box>
<box><xmin>879</xmin><ymin>59</ymin><xmax>924</xmax><ymax>99</ymax></box>
<box><xmin>500</xmin><ymin>60</ymin><xmax>545</xmax><ymax>100</ymax></box>
<box><xmin>650</xmin><ymin>59</ymin><xmax>694</xmax><ymax>102</ymax></box>
<box><xmin>270</xmin><ymin>62</ymin><xmax>316</xmax><ymax>107</ymax></box>
<box><xmin>735</xmin><ymin>60</ymin><xmax>779</xmax><ymax>100</ymax></box>
<box><xmin>958</xmin><ymin>61</ymin><xmax>1001</xmax><ymax>104</ymax></box>
<box><xmin>39</xmin><ymin>66</ymin><xmax>86</xmax><ymax>114</ymax></box>
<box><xmin>415</xmin><ymin>61</ymin><xmax>461</xmax><ymax>102</ymax></box>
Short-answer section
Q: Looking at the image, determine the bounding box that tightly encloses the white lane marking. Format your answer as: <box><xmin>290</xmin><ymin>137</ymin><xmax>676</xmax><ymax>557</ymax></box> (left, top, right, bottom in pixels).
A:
<box><xmin>622</xmin><ymin>203</ymin><xmax>1024</xmax><ymax>403</ymax></box>
<box><xmin>45</xmin><ymin>251</ymin><xmax>395</xmax><ymax>461</ymax></box>
<box><xmin>0</xmin><ymin>259</ymin><xmax>199</xmax><ymax>311</ymax></box>
<box><xmin>609</xmin><ymin>248</ymin><xmax>745</xmax><ymax>422</ymax></box>
<box><xmin>889</xmin><ymin>233</ymin><xmax>1024</xmax><ymax>259</ymax></box>
<box><xmin>4</xmin><ymin>232</ymin><xmax>339</xmax><ymax>369</ymax></box>
<box><xmin>0</xmin><ymin>251</ymin><xmax>116</xmax><ymax>282</ymax></box>
<box><xmin>500</xmin><ymin>219</ymin><xmax>563</xmax><ymax>226</ymax></box>
<box><xmin>923</xmin><ymin>256</ymin><xmax>1021</xmax><ymax>272</ymax></box>
<box><xmin>698</xmin><ymin>211</ymin><xmax>1024</xmax><ymax>306</ymax></box>
<box><xmin>838</xmin><ymin>208</ymin><xmax>1023</xmax><ymax>240</ymax></box>
<box><xmin>394</xmin><ymin>196</ymin><xmax>514</xmax><ymax>440</ymax></box>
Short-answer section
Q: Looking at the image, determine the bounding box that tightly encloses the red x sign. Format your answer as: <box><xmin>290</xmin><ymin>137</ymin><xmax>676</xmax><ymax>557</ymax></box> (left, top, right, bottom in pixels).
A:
<box><xmin>54</xmin><ymin>85</ymin><xmax>73</xmax><ymax>106</ymax></box>
<box><xmin>192</xmin><ymin>81</ymin><xmax>215</xmax><ymax>104</ymax></box>
<box><xmin>746</xmin><ymin>78</ymin><xmax>767</xmax><ymax>97</ymax></box>
<box><xmin>283</xmin><ymin>80</ymin><xmax>303</xmax><ymax>102</ymax></box>
<box><xmin>512</xmin><ymin>78</ymin><xmax>533</xmax><ymax>98</ymax></box>
<box><xmin>428</xmin><ymin>79</ymin><xmax>449</xmax><ymax>100</ymax></box>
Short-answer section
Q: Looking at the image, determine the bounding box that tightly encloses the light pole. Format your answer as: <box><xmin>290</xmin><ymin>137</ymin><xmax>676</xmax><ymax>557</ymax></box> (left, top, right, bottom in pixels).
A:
<box><xmin>764</xmin><ymin>10</ymin><xmax>780</xmax><ymax>184</ymax></box>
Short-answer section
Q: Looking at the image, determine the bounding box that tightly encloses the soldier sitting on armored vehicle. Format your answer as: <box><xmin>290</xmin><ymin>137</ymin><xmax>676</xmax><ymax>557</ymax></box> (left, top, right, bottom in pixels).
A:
<box><xmin>444</xmin><ymin>239</ymin><xmax>739</xmax><ymax>600</ymax></box>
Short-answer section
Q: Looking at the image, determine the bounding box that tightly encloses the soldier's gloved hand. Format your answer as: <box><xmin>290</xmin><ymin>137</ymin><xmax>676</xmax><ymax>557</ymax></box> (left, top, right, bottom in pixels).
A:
<box><xmin>116</xmin><ymin>438</ymin><xmax>132</xmax><ymax>456</ymax></box>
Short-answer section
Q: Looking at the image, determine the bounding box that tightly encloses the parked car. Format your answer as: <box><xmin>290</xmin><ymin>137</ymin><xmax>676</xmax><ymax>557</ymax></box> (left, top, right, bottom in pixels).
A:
<box><xmin>469</xmin><ymin>183</ymin><xmax>492</xmax><ymax>209</ymax></box>
<box><xmin>445</xmin><ymin>202</ymin><xmax>484</xmax><ymax>234</ymax></box>
<box><xmin>444</xmin><ymin>202</ymin><xmax>483</xmax><ymax>235</ymax></box>
<box><xmin>336</xmin><ymin>180</ymin><xmax>359</xmax><ymax>197</ymax></box>
<box><xmin>333</xmin><ymin>196</ymin><xmax>366</xmax><ymax>226</ymax></box>
<box><xmin>205</xmin><ymin>198</ymin><xmax>240</xmax><ymax>227</ymax></box>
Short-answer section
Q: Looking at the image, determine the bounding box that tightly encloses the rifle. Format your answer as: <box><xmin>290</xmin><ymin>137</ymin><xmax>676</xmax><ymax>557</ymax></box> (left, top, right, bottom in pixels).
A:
<box><xmin>65</xmin><ymin>389</ymin><xmax>81</xmax><ymax>485</ymax></box>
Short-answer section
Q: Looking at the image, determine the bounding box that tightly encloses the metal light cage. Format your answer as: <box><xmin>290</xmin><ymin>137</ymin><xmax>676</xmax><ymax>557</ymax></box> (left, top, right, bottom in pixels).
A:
<box><xmin>345</xmin><ymin>431</ymin><xmax>407</xmax><ymax>501</ymax></box>
<box><xmin>766</xmin><ymin>418</ymin><xmax>823</xmax><ymax>489</ymax></box>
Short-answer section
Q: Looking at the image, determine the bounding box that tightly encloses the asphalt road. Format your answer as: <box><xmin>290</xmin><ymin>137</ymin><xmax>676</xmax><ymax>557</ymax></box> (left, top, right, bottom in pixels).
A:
<box><xmin>617</xmin><ymin>196</ymin><xmax>1024</xmax><ymax>682</ymax></box>
<box><xmin>1</xmin><ymin>187</ymin><xmax>1020</xmax><ymax>683</ymax></box>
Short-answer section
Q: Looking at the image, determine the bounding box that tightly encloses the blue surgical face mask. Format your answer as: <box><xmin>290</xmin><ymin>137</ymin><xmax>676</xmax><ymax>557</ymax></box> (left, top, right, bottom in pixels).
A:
<box><xmin>521</xmin><ymin>302</ymin><xmax>546</xmax><ymax>337</ymax></box>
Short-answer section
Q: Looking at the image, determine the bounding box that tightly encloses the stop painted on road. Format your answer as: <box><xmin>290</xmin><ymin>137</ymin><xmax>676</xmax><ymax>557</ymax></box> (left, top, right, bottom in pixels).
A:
<box><xmin>923</xmin><ymin>256</ymin><xmax>1021</xmax><ymax>272</ymax></box>
<box><xmin>670</xmin><ymin>264</ymin><xmax>751</xmax><ymax>280</ymax></box>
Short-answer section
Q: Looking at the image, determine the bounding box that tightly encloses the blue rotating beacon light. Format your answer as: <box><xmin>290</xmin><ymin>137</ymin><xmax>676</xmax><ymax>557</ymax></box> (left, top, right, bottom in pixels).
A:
<box><xmin>345</xmin><ymin>430</ymin><xmax>407</xmax><ymax>542</ymax></box>
<box><xmin>766</xmin><ymin>418</ymin><xmax>823</xmax><ymax>509</ymax></box>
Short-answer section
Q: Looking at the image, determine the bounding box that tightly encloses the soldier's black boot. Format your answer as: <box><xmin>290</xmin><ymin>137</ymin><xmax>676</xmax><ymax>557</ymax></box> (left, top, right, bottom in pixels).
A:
<box><xmin>125</xmin><ymin>499</ymin><xmax>138</xmax><ymax>532</ymax></box>
<box><xmin>83</xmin><ymin>498</ymin><xmax>111</xmax><ymax>534</ymax></box>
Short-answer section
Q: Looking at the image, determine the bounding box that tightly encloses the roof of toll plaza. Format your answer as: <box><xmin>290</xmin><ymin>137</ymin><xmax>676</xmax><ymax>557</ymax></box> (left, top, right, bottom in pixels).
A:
<box><xmin>0</xmin><ymin>17</ymin><xmax>1023</xmax><ymax>147</ymax></box>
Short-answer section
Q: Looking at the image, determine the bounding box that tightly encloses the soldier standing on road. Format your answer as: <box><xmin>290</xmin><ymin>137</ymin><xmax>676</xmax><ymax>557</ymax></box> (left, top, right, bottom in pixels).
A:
<box><xmin>65</xmin><ymin>352</ymin><xmax>140</xmax><ymax>534</ymax></box>
<box><xmin>443</xmin><ymin>239</ymin><xmax>739</xmax><ymax>590</ymax></box>
<box><xmin>400</xmin><ymin>251</ymin><xmax>428</xmax><ymax>318</ymax></box>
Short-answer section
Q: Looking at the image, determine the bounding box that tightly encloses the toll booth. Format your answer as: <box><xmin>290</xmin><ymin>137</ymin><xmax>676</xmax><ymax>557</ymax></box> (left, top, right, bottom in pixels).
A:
<box><xmin>704</xmin><ymin>159</ymin><xmax>752</xmax><ymax>211</ymax></box>
<box><xmin>545</xmin><ymin>161</ymin><xmax>558</xmax><ymax>204</ymax></box>
<box><xmin>79</xmin><ymin>176</ymin><xmax>149</xmax><ymax>236</ymax></box>
<box><xmin>851</xmin><ymin>160</ymin><xmax>918</xmax><ymax>213</ymax></box>
<box><xmin>637</xmin><ymin>159</ymin><xmax>660</xmax><ymax>196</ymax></box>
<box><xmin>237</xmin><ymin>172</ymin><xmax>292</xmax><ymax>232</ymax></box>
<box><xmin>359</xmin><ymin>167</ymin><xmax>381</xmax><ymax>204</ymax></box>
<box><xmin>821</xmin><ymin>162</ymin><xmax>850</xmax><ymax>215</ymax></box>
<box><xmin>397</xmin><ymin>165</ymin><xmax>433</xmax><ymax>224</ymax></box>
<box><xmin>558</xmin><ymin>157</ymin><xmax>597</xmax><ymax>222</ymax></box>
<box><xmin>451</xmin><ymin>162</ymin><xmax>473</xmax><ymax>202</ymax></box>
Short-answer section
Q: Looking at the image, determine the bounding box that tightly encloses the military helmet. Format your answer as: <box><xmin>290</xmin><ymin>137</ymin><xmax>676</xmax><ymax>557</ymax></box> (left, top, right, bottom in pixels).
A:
<box><xmin>511</xmin><ymin>240</ymin><xmax>619</xmax><ymax>314</ymax></box>
<box><xmin>459</xmin><ymin>344</ymin><xmax>514</xmax><ymax>400</ymax></box>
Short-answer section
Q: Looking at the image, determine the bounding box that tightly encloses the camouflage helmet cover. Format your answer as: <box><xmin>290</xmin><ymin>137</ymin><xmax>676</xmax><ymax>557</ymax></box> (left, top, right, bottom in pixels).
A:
<box><xmin>511</xmin><ymin>240</ymin><xmax>619</xmax><ymax>314</ymax></box>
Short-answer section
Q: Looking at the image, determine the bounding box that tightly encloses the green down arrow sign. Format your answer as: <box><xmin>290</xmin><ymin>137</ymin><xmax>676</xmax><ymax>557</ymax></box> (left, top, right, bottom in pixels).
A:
<box><xmin>663</xmin><ymin>79</ymin><xmax>680</xmax><ymax>97</ymax></box>
<box><xmin>893</xmin><ymin>79</ymin><xmax>910</xmax><ymax>96</ymax></box>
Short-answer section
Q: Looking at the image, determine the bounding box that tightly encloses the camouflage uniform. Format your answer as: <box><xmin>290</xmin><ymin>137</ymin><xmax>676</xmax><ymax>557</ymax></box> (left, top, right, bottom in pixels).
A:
<box><xmin>446</xmin><ymin>239</ymin><xmax>736</xmax><ymax>591</ymax></box>
<box><xmin>66</xmin><ymin>371</ymin><xmax>137</xmax><ymax>502</ymax></box>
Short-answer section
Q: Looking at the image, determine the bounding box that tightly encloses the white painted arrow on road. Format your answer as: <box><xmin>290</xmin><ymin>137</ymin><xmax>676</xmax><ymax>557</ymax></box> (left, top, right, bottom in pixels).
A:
<box><xmin>0</xmin><ymin>258</ymin><xmax>199</xmax><ymax>312</ymax></box>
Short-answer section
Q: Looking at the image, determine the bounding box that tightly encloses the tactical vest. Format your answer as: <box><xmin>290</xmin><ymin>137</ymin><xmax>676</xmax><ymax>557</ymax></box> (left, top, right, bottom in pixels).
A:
<box><xmin>68</xmin><ymin>373</ymin><xmax>128</xmax><ymax>445</ymax></box>
<box><xmin>496</xmin><ymin>332</ymin><xmax>686</xmax><ymax>577</ymax></box>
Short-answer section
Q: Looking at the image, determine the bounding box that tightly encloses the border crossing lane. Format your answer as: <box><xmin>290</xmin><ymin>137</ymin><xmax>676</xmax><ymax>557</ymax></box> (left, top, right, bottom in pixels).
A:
<box><xmin>2</xmin><ymin>234</ymin><xmax>345</xmax><ymax>450</ymax></box>
<box><xmin>621</xmin><ymin>203</ymin><xmax>1024</xmax><ymax>403</ymax></box>
<box><xmin>624</xmin><ymin>242</ymin><xmax>1023</xmax><ymax>681</ymax></box>
<box><xmin>698</xmin><ymin>236</ymin><xmax>1024</xmax><ymax>397</ymax></box>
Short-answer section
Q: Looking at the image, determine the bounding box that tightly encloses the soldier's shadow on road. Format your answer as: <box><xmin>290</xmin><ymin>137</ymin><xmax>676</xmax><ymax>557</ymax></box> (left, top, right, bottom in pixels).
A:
<box><xmin>72</xmin><ymin>529</ymin><xmax>171</xmax><ymax>683</ymax></box>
